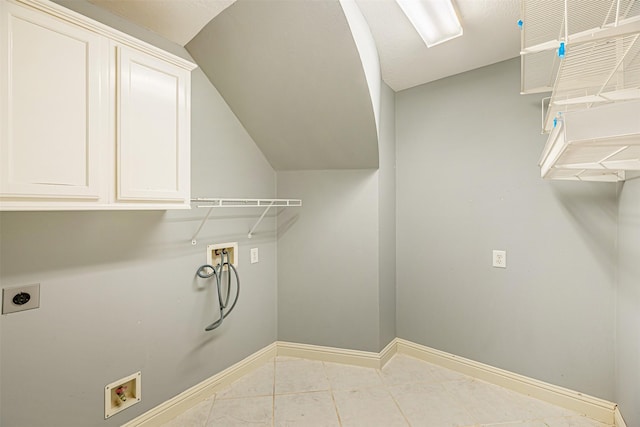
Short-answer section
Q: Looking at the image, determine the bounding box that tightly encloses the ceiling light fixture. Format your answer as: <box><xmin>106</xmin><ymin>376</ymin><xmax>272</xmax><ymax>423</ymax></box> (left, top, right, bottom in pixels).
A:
<box><xmin>395</xmin><ymin>0</ymin><xmax>463</xmax><ymax>47</ymax></box>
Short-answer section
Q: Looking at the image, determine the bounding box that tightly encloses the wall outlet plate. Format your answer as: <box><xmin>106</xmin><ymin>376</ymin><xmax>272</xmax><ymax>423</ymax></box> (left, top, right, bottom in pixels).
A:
<box><xmin>493</xmin><ymin>250</ymin><xmax>507</xmax><ymax>268</ymax></box>
<box><xmin>250</xmin><ymin>247</ymin><xmax>259</xmax><ymax>264</ymax></box>
<box><xmin>2</xmin><ymin>284</ymin><xmax>40</xmax><ymax>314</ymax></box>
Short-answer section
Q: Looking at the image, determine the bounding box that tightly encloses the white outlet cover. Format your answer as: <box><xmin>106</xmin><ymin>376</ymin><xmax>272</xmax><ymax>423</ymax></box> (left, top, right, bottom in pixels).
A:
<box><xmin>250</xmin><ymin>247</ymin><xmax>259</xmax><ymax>264</ymax></box>
<box><xmin>493</xmin><ymin>250</ymin><xmax>506</xmax><ymax>268</ymax></box>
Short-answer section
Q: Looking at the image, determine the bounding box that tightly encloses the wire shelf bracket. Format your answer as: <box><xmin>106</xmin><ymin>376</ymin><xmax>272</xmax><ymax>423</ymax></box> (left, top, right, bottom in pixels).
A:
<box><xmin>190</xmin><ymin>198</ymin><xmax>303</xmax><ymax>245</ymax></box>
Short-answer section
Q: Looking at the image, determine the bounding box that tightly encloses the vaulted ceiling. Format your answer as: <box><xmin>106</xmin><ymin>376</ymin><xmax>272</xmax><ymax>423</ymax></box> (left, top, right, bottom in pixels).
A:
<box><xmin>186</xmin><ymin>0</ymin><xmax>380</xmax><ymax>170</ymax></box>
<box><xmin>86</xmin><ymin>0</ymin><xmax>522</xmax><ymax>170</ymax></box>
<box><xmin>88</xmin><ymin>0</ymin><xmax>521</xmax><ymax>91</ymax></box>
<box><xmin>356</xmin><ymin>0</ymin><xmax>521</xmax><ymax>91</ymax></box>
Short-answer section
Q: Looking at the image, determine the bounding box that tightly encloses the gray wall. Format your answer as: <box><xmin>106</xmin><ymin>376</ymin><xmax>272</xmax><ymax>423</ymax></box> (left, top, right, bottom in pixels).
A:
<box><xmin>378</xmin><ymin>82</ymin><xmax>396</xmax><ymax>348</ymax></box>
<box><xmin>275</xmin><ymin>81</ymin><xmax>395</xmax><ymax>353</ymax></box>
<box><xmin>395</xmin><ymin>58</ymin><xmax>618</xmax><ymax>400</ymax></box>
<box><xmin>276</xmin><ymin>170</ymin><xmax>380</xmax><ymax>352</ymax></box>
<box><xmin>615</xmin><ymin>177</ymin><xmax>640</xmax><ymax>426</ymax></box>
<box><xmin>2</xmin><ymin>3</ymin><xmax>633</xmax><ymax>424</ymax></box>
<box><xmin>0</xmin><ymin>3</ymin><xmax>277</xmax><ymax>426</ymax></box>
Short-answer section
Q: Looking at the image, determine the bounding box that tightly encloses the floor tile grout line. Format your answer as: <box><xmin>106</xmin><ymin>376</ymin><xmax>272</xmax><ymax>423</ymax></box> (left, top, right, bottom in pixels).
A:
<box><xmin>323</xmin><ymin>360</ymin><xmax>344</xmax><ymax>427</ymax></box>
<box><xmin>162</xmin><ymin>354</ymin><xmax>613</xmax><ymax>427</ymax></box>
<box><xmin>383</xmin><ymin>384</ymin><xmax>413</xmax><ymax>426</ymax></box>
<box><xmin>216</xmin><ymin>392</ymin><xmax>275</xmax><ymax>400</ymax></box>
<box><xmin>271</xmin><ymin>357</ymin><xmax>276</xmax><ymax>427</ymax></box>
<box><xmin>203</xmin><ymin>392</ymin><xmax>216</xmax><ymax>427</ymax></box>
<box><xmin>375</xmin><ymin>356</ymin><xmax>412</xmax><ymax>426</ymax></box>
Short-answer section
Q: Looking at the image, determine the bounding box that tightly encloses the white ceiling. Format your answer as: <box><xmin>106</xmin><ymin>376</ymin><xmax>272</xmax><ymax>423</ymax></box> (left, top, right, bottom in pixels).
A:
<box><xmin>356</xmin><ymin>0</ymin><xmax>521</xmax><ymax>91</ymax></box>
<box><xmin>86</xmin><ymin>0</ymin><xmax>521</xmax><ymax>92</ymax></box>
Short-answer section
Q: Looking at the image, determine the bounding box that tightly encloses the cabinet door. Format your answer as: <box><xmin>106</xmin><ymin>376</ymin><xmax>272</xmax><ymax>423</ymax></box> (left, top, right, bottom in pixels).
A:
<box><xmin>0</xmin><ymin>1</ymin><xmax>107</xmax><ymax>199</ymax></box>
<box><xmin>117</xmin><ymin>46</ymin><xmax>190</xmax><ymax>202</ymax></box>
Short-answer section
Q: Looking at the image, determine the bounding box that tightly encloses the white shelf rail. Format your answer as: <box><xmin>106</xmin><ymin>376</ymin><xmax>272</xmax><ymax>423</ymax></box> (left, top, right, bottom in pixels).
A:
<box><xmin>521</xmin><ymin>0</ymin><xmax>640</xmax><ymax>181</ymax></box>
<box><xmin>520</xmin><ymin>0</ymin><xmax>640</xmax><ymax>94</ymax></box>
<box><xmin>543</xmin><ymin>33</ymin><xmax>640</xmax><ymax>132</ymax></box>
<box><xmin>190</xmin><ymin>198</ymin><xmax>302</xmax><ymax>244</ymax></box>
<box><xmin>538</xmin><ymin>100</ymin><xmax>640</xmax><ymax>182</ymax></box>
<box><xmin>521</xmin><ymin>0</ymin><xmax>640</xmax><ymax>55</ymax></box>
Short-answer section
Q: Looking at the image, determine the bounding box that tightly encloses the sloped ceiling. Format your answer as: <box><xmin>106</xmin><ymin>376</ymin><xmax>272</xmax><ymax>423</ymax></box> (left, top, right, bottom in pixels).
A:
<box><xmin>186</xmin><ymin>0</ymin><xmax>378</xmax><ymax>170</ymax></box>
<box><xmin>87</xmin><ymin>0</ymin><xmax>235</xmax><ymax>46</ymax></box>
<box><xmin>186</xmin><ymin>0</ymin><xmax>379</xmax><ymax>170</ymax></box>
<box><xmin>356</xmin><ymin>0</ymin><xmax>520</xmax><ymax>91</ymax></box>
<box><xmin>84</xmin><ymin>0</ymin><xmax>521</xmax><ymax>170</ymax></box>
<box><xmin>84</xmin><ymin>0</ymin><xmax>520</xmax><ymax>92</ymax></box>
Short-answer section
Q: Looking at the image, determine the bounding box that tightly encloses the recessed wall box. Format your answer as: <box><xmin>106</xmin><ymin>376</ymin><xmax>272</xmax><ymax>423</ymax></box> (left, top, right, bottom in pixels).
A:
<box><xmin>105</xmin><ymin>372</ymin><xmax>141</xmax><ymax>419</ymax></box>
<box><xmin>207</xmin><ymin>242</ymin><xmax>238</xmax><ymax>270</ymax></box>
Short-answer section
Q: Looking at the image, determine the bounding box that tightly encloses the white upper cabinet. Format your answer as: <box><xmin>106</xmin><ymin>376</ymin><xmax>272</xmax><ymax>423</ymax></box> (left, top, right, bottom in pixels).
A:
<box><xmin>0</xmin><ymin>1</ymin><xmax>108</xmax><ymax>200</ymax></box>
<box><xmin>0</xmin><ymin>0</ymin><xmax>196</xmax><ymax>210</ymax></box>
<box><xmin>117</xmin><ymin>46</ymin><xmax>190</xmax><ymax>203</ymax></box>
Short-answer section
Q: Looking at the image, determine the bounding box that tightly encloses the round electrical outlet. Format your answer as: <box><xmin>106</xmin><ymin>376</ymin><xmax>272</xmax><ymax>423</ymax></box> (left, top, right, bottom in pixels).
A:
<box><xmin>13</xmin><ymin>292</ymin><xmax>31</xmax><ymax>305</ymax></box>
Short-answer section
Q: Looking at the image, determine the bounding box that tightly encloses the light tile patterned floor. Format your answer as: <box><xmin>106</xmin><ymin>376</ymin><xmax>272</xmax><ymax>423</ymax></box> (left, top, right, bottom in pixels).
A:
<box><xmin>160</xmin><ymin>354</ymin><xmax>613</xmax><ymax>427</ymax></box>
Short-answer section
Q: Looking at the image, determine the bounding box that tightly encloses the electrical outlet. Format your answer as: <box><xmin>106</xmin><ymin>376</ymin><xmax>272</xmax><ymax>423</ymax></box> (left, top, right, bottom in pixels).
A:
<box><xmin>250</xmin><ymin>248</ymin><xmax>259</xmax><ymax>264</ymax></box>
<box><xmin>2</xmin><ymin>284</ymin><xmax>40</xmax><ymax>314</ymax></box>
<box><xmin>492</xmin><ymin>250</ymin><xmax>506</xmax><ymax>268</ymax></box>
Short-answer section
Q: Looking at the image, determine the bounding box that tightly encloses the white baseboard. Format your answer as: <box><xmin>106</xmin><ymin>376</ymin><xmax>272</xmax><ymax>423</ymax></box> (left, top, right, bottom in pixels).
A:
<box><xmin>122</xmin><ymin>342</ymin><xmax>277</xmax><ymax>427</ymax></box>
<box><xmin>615</xmin><ymin>406</ymin><xmax>628</xmax><ymax>427</ymax></box>
<box><xmin>379</xmin><ymin>338</ymin><xmax>397</xmax><ymax>368</ymax></box>
<box><xmin>123</xmin><ymin>338</ymin><xmax>621</xmax><ymax>427</ymax></box>
<box><xmin>277</xmin><ymin>340</ymin><xmax>395</xmax><ymax>369</ymax></box>
<box><xmin>395</xmin><ymin>338</ymin><xmax>616</xmax><ymax>425</ymax></box>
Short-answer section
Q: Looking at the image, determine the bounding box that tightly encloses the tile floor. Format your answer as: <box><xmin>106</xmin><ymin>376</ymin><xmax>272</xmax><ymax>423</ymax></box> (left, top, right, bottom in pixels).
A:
<box><xmin>160</xmin><ymin>354</ymin><xmax>613</xmax><ymax>427</ymax></box>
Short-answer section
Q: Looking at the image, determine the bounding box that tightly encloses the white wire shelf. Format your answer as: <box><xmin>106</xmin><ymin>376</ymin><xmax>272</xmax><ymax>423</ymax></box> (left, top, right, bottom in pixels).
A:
<box><xmin>543</xmin><ymin>168</ymin><xmax>627</xmax><ymax>181</ymax></box>
<box><xmin>192</xmin><ymin>198</ymin><xmax>302</xmax><ymax>208</ymax></box>
<box><xmin>539</xmin><ymin>100</ymin><xmax>640</xmax><ymax>182</ymax></box>
<box><xmin>190</xmin><ymin>198</ymin><xmax>302</xmax><ymax>244</ymax></box>
<box><xmin>520</xmin><ymin>0</ymin><xmax>640</xmax><ymax>95</ymax></box>
<box><xmin>521</xmin><ymin>49</ymin><xmax>562</xmax><ymax>94</ymax></box>
<box><xmin>543</xmin><ymin>33</ymin><xmax>640</xmax><ymax>132</ymax></box>
<box><xmin>521</xmin><ymin>0</ymin><xmax>640</xmax><ymax>181</ymax></box>
<box><xmin>521</xmin><ymin>0</ymin><xmax>640</xmax><ymax>54</ymax></box>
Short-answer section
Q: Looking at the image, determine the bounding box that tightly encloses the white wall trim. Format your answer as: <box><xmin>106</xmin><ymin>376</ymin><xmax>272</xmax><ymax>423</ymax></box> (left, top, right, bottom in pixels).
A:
<box><xmin>122</xmin><ymin>343</ymin><xmax>277</xmax><ymax>427</ymax></box>
<box><xmin>615</xmin><ymin>406</ymin><xmax>628</xmax><ymax>427</ymax></box>
<box><xmin>276</xmin><ymin>341</ymin><xmax>382</xmax><ymax>369</ymax></box>
<box><xmin>123</xmin><ymin>339</ymin><xmax>622</xmax><ymax>427</ymax></box>
<box><xmin>395</xmin><ymin>338</ymin><xmax>616</xmax><ymax>425</ymax></box>
<box><xmin>379</xmin><ymin>338</ymin><xmax>397</xmax><ymax>368</ymax></box>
